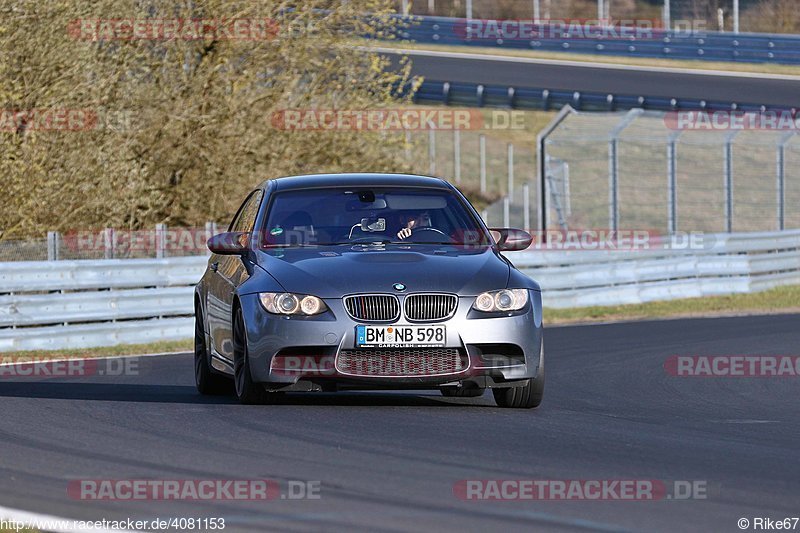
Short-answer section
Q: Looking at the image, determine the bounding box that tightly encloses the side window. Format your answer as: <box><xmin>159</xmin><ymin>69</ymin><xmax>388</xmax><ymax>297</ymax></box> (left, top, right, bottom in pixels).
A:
<box><xmin>229</xmin><ymin>191</ymin><xmax>263</xmax><ymax>233</ymax></box>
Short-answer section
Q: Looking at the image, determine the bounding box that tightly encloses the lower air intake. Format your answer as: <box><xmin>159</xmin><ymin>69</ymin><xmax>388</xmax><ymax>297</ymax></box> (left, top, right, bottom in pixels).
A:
<box><xmin>336</xmin><ymin>348</ymin><xmax>466</xmax><ymax>377</ymax></box>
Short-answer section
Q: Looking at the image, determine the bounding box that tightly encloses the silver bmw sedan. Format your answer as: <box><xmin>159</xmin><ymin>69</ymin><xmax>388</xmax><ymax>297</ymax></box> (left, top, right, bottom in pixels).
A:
<box><xmin>195</xmin><ymin>173</ymin><xmax>544</xmax><ymax>408</ymax></box>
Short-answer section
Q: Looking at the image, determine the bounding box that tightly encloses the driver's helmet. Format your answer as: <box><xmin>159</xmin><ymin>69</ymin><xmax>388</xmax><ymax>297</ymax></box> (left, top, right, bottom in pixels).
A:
<box><xmin>416</xmin><ymin>211</ymin><xmax>432</xmax><ymax>228</ymax></box>
<box><xmin>402</xmin><ymin>211</ymin><xmax>431</xmax><ymax>229</ymax></box>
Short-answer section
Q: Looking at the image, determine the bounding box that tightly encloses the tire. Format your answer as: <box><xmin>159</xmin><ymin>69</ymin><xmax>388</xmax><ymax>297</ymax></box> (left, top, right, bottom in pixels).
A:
<box><xmin>195</xmin><ymin>306</ymin><xmax>231</xmax><ymax>395</ymax></box>
<box><xmin>493</xmin><ymin>367</ymin><xmax>544</xmax><ymax>409</ymax></box>
<box><xmin>233</xmin><ymin>308</ymin><xmax>276</xmax><ymax>405</ymax></box>
<box><xmin>440</xmin><ymin>387</ymin><xmax>485</xmax><ymax>398</ymax></box>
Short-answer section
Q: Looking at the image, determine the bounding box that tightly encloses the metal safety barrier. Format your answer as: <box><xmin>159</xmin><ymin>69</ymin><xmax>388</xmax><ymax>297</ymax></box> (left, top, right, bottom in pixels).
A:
<box><xmin>413</xmin><ymin>80</ymin><xmax>787</xmax><ymax>113</ymax></box>
<box><xmin>0</xmin><ymin>257</ymin><xmax>207</xmax><ymax>353</ymax></box>
<box><xmin>1</xmin><ymin>230</ymin><xmax>798</xmax><ymax>351</ymax></box>
<box><xmin>514</xmin><ymin>230</ymin><xmax>800</xmax><ymax>308</ymax></box>
<box><xmin>396</xmin><ymin>15</ymin><xmax>800</xmax><ymax>65</ymax></box>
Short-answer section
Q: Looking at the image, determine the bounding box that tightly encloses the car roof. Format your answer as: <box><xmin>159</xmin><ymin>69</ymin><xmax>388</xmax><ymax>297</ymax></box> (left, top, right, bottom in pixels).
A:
<box><xmin>259</xmin><ymin>173</ymin><xmax>452</xmax><ymax>192</ymax></box>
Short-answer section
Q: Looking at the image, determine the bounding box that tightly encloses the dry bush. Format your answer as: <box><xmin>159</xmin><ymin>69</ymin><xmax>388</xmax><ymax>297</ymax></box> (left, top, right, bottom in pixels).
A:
<box><xmin>742</xmin><ymin>0</ymin><xmax>800</xmax><ymax>33</ymax></box>
<box><xmin>0</xmin><ymin>1</ymin><xmax>418</xmax><ymax>239</ymax></box>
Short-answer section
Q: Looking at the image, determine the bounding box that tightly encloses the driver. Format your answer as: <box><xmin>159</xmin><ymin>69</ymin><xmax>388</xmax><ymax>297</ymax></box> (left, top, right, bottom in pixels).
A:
<box><xmin>397</xmin><ymin>211</ymin><xmax>433</xmax><ymax>240</ymax></box>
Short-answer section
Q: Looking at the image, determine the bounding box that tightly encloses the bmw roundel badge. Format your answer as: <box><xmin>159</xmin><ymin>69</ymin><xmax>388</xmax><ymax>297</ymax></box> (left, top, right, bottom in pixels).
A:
<box><xmin>393</xmin><ymin>283</ymin><xmax>406</xmax><ymax>292</ymax></box>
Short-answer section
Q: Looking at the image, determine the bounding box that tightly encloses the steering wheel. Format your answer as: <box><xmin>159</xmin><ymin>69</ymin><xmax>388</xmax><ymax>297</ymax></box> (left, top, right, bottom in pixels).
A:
<box><xmin>404</xmin><ymin>227</ymin><xmax>453</xmax><ymax>243</ymax></box>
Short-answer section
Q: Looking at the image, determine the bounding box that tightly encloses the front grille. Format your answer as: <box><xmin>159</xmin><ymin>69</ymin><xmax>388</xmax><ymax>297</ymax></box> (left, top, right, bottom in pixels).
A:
<box><xmin>336</xmin><ymin>348</ymin><xmax>466</xmax><ymax>377</ymax></box>
<box><xmin>404</xmin><ymin>293</ymin><xmax>458</xmax><ymax>321</ymax></box>
<box><xmin>344</xmin><ymin>294</ymin><xmax>400</xmax><ymax>322</ymax></box>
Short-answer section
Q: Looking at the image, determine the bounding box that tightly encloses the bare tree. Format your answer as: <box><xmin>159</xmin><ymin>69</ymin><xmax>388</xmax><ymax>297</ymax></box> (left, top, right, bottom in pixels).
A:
<box><xmin>0</xmin><ymin>0</ymin><xmax>417</xmax><ymax>238</ymax></box>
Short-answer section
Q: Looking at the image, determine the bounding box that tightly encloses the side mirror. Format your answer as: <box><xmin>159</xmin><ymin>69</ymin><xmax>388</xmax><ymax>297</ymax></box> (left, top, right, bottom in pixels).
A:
<box><xmin>207</xmin><ymin>232</ymin><xmax>250</xmax><ymax>255</ymax></box>
<box><xmin>490</xmin><ymin>228</ymin><xmax>532</xmax><ymax>252</ymax></box>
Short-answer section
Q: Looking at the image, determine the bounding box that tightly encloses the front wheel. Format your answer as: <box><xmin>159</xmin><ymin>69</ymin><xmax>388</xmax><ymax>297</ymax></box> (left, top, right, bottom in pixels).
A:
<box><xmin>493</xmin><ymin>367</ymin><xmax>544</xmax><ymax>409</ymax></box>
<box><xmin>195</xmin><ymin>307</ymin><xmax>231</xmax><ymax>395</ymax></box>
<box><xmin>233</xmin><ymin>308</ymin><xmax>280</xmax><ymax>405</ymax></box>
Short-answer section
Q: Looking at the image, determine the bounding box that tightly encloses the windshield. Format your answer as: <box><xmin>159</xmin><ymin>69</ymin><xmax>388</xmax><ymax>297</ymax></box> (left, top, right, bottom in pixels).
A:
<box><xmin>261</xmin><ymin>187</ymin><xmax>489</xmax><ymax>247</ymax></box>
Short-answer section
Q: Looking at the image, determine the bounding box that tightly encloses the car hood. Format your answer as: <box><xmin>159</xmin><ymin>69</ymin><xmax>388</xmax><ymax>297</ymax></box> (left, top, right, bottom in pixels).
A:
<box><xmin>254</xmin><ymin>244</ymin><xmax>510</xmax><ymax>298</ymax></box>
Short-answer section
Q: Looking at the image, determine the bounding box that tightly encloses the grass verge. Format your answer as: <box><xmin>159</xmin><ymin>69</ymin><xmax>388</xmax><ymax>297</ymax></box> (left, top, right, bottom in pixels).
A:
<box><xmin>0</xmin><ymin>339</ymin><xmax>192</xmax><ymax>362</ymax></box>
<box><xmin>545</xmin><ymin>285</ymin><xmax>800</xmax><ymax>325</ymax></box>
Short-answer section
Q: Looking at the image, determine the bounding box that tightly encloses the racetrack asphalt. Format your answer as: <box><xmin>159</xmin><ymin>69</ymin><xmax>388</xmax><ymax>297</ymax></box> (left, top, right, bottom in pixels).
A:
<box><xmin>0</xmin><ymin>314</ymin><xmax>798</xmax><ymax>532</ymax></box>
<box><xmin>385</xmin><ymin>49</ymin><xmax>800</xmax><ymax>108</ymax></box>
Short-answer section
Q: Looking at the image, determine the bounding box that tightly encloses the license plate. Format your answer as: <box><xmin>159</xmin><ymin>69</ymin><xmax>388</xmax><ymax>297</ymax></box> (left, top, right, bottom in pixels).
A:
<box><xmin>356</xmin><ymin>325</ymin><xmax>446</xmax><ymax>348</ymax></box>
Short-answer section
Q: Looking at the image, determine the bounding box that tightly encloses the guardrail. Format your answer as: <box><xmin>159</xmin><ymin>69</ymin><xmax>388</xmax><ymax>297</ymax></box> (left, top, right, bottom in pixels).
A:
<box><xmin>398</xmin><ymin>15</ymin><xmax>800</xmax><ymax>65</ymax></box>
<box><xmin>514</xmin><ymin>230</ymin><xmax>800</xmax><ymax>308</ymax></box>
<box><xmin>413</xmin><ymin>79</ymin><xmax>786</xmax><ymax>113</ymax></box>
<box><xmin>1</xmin><ymin>230</ymin><xmax>797</xmax><ymax>352</ymax></box>
<box><xmin>0</xmin><ymin>256</ymin><xmax>207</xmax><ymax>353</ymax></box>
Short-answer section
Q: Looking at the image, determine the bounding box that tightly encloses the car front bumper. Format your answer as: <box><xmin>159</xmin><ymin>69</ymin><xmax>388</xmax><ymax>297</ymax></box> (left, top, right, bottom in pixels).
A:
<box><xmin>239</xmin><ymin>290</ymin><xmax>543</xmax><ymax>390</ymax></box>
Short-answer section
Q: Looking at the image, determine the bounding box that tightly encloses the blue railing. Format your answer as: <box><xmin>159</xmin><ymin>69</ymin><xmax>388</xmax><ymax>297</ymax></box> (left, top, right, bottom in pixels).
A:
<box><xmin>412</xmin><ymin>80</ymin><xmax>794</xmax><ymax>113</ymax></box>
<box><xmin>395</xmin><ymin>15</ymin><xmax>800</xmax><ymax>65</ymax></box>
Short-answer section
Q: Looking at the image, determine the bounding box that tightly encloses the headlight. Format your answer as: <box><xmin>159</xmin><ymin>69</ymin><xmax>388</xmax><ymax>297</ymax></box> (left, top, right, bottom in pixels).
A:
<box><xmin>259</xmin><ymin>293</ymin><xmax>328</xmax><ymax>315</ymax></box>
<box><xmin>472</xmin><ymin>289</ymin><xmax>528</xmax><ymax>312</ymax></box>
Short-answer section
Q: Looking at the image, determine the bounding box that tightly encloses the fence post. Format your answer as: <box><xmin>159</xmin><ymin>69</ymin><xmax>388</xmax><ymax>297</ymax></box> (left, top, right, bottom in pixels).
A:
<box><xmin>777</xmin><ymin>139</ymin><xmax>785</xmax><ymax>231</ymax></box>
<box><xmin>103</xmin><ymin>228</ymin><xmax>115</xmax><ymax>259</ymax></box>
<box><xmin>607</xmin><ymin>109</ymin><xmax>643</xmax><ymax>233</ymax></box>
<box><xmin>777</xmin><ymin>133</ymin><xmax>794</xmax><ymax>231</ymax></box>
<box><xmin>428</xmin><ymin>130</ymin><xmax>436</xmax><ymax>175</ymax></box>
<box><xmin>667</xmin><ymin>131</ymin><xmax>681</xmax><ymax>234</ymax></box>
<box><xmin>156</xmin><ymin>223</ymin><xmax>167</xmax><ymax>258</ymax></box>
<box><xmin>723</xmin><ymin>132</ymin><xmax>738</xmax><ymax>233</ymax></box>
<box><xmin>479</xmin><ymin>134</ymin><xmax>487</xmax><ymax>193</ymax></box>
<box><xmin>507</xmin><ymin>143</ymin><xmax>515</xmax><ymax>203</ymax></box>
<box><xmin>537</xmin><ymin>105</ymin><xmax>576</xmax><ymax>235</ymax></box>
<box><xmin>503</xmin><ymin>197</ymin><xmax>510</xmax><ymax>227</ymax></box>
<box><xmin>608</xmin><ymin>137</ymin><xmax>619</xmax><ymax>232</ymax></box>
<box><xmin>454</xmin><ymin>130</ymin><xmax>461</xmax><ymax>184</ymax></box>
<box><xmin>523</xmin><ymin>182</ymin><xmax>531</xmax><ymax>231</ymax></box>
<box><xmin>47</xmin><ymin>231</ymin><xmax>60</xmax><ymax>261</ymax></box>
